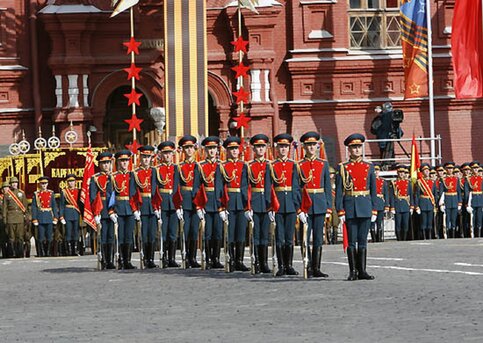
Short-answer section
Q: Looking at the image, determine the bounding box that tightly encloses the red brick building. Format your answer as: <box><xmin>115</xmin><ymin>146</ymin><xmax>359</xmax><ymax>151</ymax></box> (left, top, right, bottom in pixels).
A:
<box><xmin>0</xmin><ymin>0</ymin><xmax>481</xmax><ymax>164</ymax></box>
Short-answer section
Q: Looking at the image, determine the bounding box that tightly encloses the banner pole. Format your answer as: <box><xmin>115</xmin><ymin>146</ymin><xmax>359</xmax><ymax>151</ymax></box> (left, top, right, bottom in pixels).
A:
<box><xmin>426</xmin><ymin>0</ymin><xmax>436</xmax><ymax>166</ymax></box>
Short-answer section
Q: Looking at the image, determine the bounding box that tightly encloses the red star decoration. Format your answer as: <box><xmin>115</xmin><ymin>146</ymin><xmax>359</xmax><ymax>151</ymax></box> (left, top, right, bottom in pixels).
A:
<box><xmin>231</xmin><ymin>36</ymin><xmax>249</xmax><ymax>54</ymax></box>
<box><xmin>231</xmin><ymin>63</ymin><xmax>250</xmax><ymax>79</ymax></box>
<box><xmin>126</xmin><ymin>139</ymin><xmax>141</xmax><ymax>154</ymax></box>
<box><xmin>124</xmin><ymin>88</ymin><xmax>143</xmax><ymax>106</ymax></box>
<box><xmin>233</xmin><ymin>87</ymin><xmax>249</xmax><ymax>104</ymax></box>
<box><xmin>123</xmin><ymin>37</ymin><xmax>142</xmax><ymax>55</ymax></box>
<box><xmin>233</xmin><ymin>112</ymin><xmax>251</xmax><ymax>129</ymax></box>
<box><xmin>124</xmin><ymin>63</ymin><xmax>142</xmax><ymax>80</ymax></box>
<box><xmin>124</xmin><ymin>113</ymin><xmax>144</xmax><ymax>132</ymax></box>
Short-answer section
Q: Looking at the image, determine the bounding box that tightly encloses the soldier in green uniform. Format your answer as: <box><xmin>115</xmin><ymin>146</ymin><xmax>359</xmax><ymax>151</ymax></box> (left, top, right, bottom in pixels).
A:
<box><xmin>3</xmin><ymin>177</ymin><xmax>28</xmax><ymax>258</ymax></box>
<box><xmin>0</xmin><ymin>181</ymin><xmax>10</xmax><ymax>258</ymax></box>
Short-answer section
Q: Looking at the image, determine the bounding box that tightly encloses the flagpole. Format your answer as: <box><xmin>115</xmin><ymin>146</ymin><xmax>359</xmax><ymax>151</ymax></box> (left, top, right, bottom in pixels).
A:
<box><xmin>426</xmin><ymin>0</ymin><xmax>436</xmax><ymax>166</ymax></box>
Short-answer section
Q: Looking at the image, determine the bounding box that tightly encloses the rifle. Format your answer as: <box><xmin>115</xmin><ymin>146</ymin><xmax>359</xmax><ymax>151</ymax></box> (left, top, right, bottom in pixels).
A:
<box><xmin>223</xmin><ymin>218</ymin><xmax>230</xmax><ymax>273</ymax></box>
<box><xmin>158</xmin><ymin>219</ymin><xmax>164</xmax><ymax>268</ymax></box>
<box><xmin>199</xmin><ymin>218</ymin><xmax>206</xmax><ymax>270</ymax></box>
<box><xmin>470</xmin><ymin>210</ymin><xmax>474</xmax><ymax>238</ymax></box>
<box><xmin>302</xmin><ymin>222</ymin><xmax>309</xmax><ymax>279</ymax></box>
<box><xmin>136</xmin><ymin>220</ymin><xmax>144</xmax><ymax>270</ymax></box>
<box><xmin>96</xmin><ymin>222</ymin><xmax>102</xmax><ymax>271</ymax></box>
<box><xmin>248</xmin><ymin>219</ymin><xmax>255</xmax><ymax>275</ymax></box>
<box><xmin>459</xmin><ymin>211</ymin><xmax>465</xmax><ymax>238</ymax></box>
<box><xmin>442</xmin><ymin>211</ymin><xmax>447</xmax><ymax>239</ymax></box>
<box><xmin>114</xmin><ymin>222</ymin><xmax>119</xmax><ymax>270</ymax></box>
<box><xmin>179</xmin><ymin>217</ymin><xmax>186</xmax><ymax>269</ymax></box>
<box><xmin>270</xmin><ymin>220</ymin><xmax>277</xmax><ymax>277</ymax></box>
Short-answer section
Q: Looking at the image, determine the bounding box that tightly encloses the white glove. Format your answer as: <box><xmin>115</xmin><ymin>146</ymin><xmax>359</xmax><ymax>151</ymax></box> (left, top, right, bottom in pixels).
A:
<box><xmin>410</xmin><ymin>209</ymin><xmax>414</xmax><ymax>215</ymax></box>
<box><xmin>94</xmin><ymin>215</ymin><xmax>101</xmax><ymax>224</ymax></box>
<box><xmin>268</xmin><ymin>211</ymin><xmax>275</xmax><ymax>222</ymax></box>
<box><xmin>244</xmin><ymin>210</ymin><xmax>253</xmax><ymax>222</ymax></box>
<box><xmin>325</xmin><ymin>213</ymin><xmax>331</xmax><ymax>219</ymax></box>
<box><xmin>440</xmin><ymin>205</ymin><xmax>445</xmax><ymax>213</ymax></box>
<box><xmin>339</xmin><ymin>215</ymin><xmax>345</xmax><ymax>224</ymax></box>
<box><xmin>33</xmin><ymin>222</ymin><xmax>39</xmax><ymax>226</ymax></box>
<box><xmin>468</xmin><ymin>192</ymin><xmax>473</xmax><ymax>208</ymax></box>
<box><xmin>176</xmin><ymin>208</ymin><xmax>184</xmax><ymax>221</ymax></box>
<box><xmin>298</xmin><ymin>212</ymin><xmax>308</xmax><ymax>225</ymax></box>
<box><xmin>158</xmin><ymin>217</ymin><xmax>163</xmax><ymax>225</ymax></box>
<box><xmin>458</xmin><ymin>205</ymin><xmax>462</xmax><ymax>211</ymax></box>
<box><xmin>61</xmin><ymin>219</ymin><xmax>67</xmax><ymax>225</ymax></box>
<box><xmin>371</xmin><ymin>214</ymin><xmax>377</xmax><ymax>223</ymax></box>
<box><xmin>219</xmin><ymin>210</ymin><xmax>228</xmax><ymax>222</ymax></box>
<box><xmin>196</xmin><ymin>208</ymin><xmax>205</xmax><ymax>221</ymax></box>
<box><xmin>416</xmin><ymin>208</ymin><xmax>421</xmax><ymax>215</ymax></box>
<box><xmin>109</xmin><ymin>213</ymin><xmax>118</xmax><ymax>224</ymax></box>
<box><xmin>133</xmin><ymin>211</ymin><xmax>141</xmax><ymax>221</ymax></box>
<box><xmin>154</xmin><ymin>210</ymin><xmax>161</xmax><ymax>219</ymax></box>
<box><xmin>390</xmin><ymin>209</ymin><xmax>396</xmax><ymax>215</ymax></box>
<box><xmin>439</xmin><ymin>193</ymin><xmax>445</xmax><ymax>207</ymax></box>
<box><xmin>466</xmin><ymin>206</ymin><xmax>473</xmax><ymax>214</ymax></box>
<box><xmin>53</xmin><ymin>219</ymin><xmax>58</xmax><ymax>225</ymax></box>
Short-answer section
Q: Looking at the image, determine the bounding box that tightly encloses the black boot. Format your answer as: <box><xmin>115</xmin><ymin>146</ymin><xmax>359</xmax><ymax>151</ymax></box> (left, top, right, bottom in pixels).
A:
<box><xmin>402</xmin><ymin>230</ymin><xmax>407</xmax><ymax>241</ymax></box>
<box><xmin>190</xmin><ymin>240</ymin><xmax>201</xmax><ymax>268</ymax></box>
<box><xmin>36</xmin><ymin>241</ymin><xmax>43</xmax><ymax>257</ymax></box>
<box><xmin>284</xmin><ymin>245</ymin><xmax>299</xmax><ymax>276</ymax></box>
<box><xmin>70</xmin><ymin>240</ymin><xmax>76</xmax><ymax>256</ymax></box>
<box><xmin>211</xmin><ymin>240</ymin><xmax>224</xmax><ymax>269</ymax></box>
<box><xmin>146</xmin><ymin>243</ymin><xmax>158</xmax><ymax>269</ymax></box>
<box><xmin>204</xmin><ymin>239</ymin><xmax>211</xmax><ymax>269</ymax></box>
<box><xmin>124</xmin><ymin>244</ymin><xmax>136</xmax><ymax>269</ymax></box>
<box><xmin>15</xmin><ymin>241</ymin><xmax>23</xmax><ymax>258</ymax></box>
<box><xmin>259</xmin><ymin>245</ymin><xmax>270</xmax><ymax>273</ymax></box>
<box><xmin>370</xmin><ymin>226</ymin><xmax>376</xmax><ymax>243</ymax></box>
<box><xmin>235</xmin><ymin>242</ymin><xmax>249</xmax><ymax>272</ymax></box>
<box><xmin>312</xmin><ymin>246</ymin><xmax>328</xmax><ymax>278</ymax></box>
<box><xmin>161</xmin><ymin>241</ymin><xmax>168</xmax><ymax>268</ymax></box>
<box><xmin>275</xmin><ymin>246</ymin><xmax>285</xmax><ymax>276</ymax></box>
<box><xmin>357</xmin><ymin>248</ymin><xmax>374</xmax><ymax>280</ymax></box>
<box><xmin>7</xmin><ymin>240</ymin><xmax>15</xmax><ymax>258</ymax></box>
<box><xmin>167</xmin><ymin>240</ymin><xmax>180</xmax><ymax>267</ymax></box>
<box><xmin>24</xmin><ymin>241</ymin><xmax>30</xmax><ymax>258</ymax></box>
<box><xmin>105</xmin><ymin>244</ymin><xmax>116</xmax><ymax>269</ymax></box>
<box><xmin>347</xmin><ymin>247</ymin><xmax>357</xmax><ymax>281</ymax></box>
<box><xmin>253</xmin><ymin>245</ymin><xmax>260</xmax><ymax>274</ymax></box>
<box><xmin>226</xmin><ymin>243</ymin><xmax>235</xmax><ymax>272</ymax></box>
<box><xmin>45</xmin><ymin>241</ymin><xmax>51</xmax><ymax>257</ymax></box>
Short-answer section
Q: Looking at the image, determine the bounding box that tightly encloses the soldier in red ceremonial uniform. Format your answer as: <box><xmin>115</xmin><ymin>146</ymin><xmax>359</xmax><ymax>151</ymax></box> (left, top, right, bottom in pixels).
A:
<box><xmin>246</xmin><ymin>134</ymin><xmax>272</xmax><ymax>274</ymax></box>
<box><xmin>466</xmin><ymin>161</ymin><xmax>483</xmax><ymax>237</ymax></box>
<box><xmin>269</xmin><ymin>133</ymin><xmax>301</xmax><ymax>276</ymax></box>
<box><xmin>438</xmin><ymin>162</ymin><xmax>462</xmax><ymax>238</ymax></box>
<box><xmin>215</xmin><ymin>136</ymin><xmax>250</xmax><ymax>272</ymax></box>
<box><xmin>197</xmin><ymin>136</ymin><xmax>223</xmax><ymax>269</ymax></box>
<box><xmin>178</xmin><ymin>135</ymin><xmax>202</xmax><ymax>268</ymax></box>
<box><xmin>297</xmin><ymin>131</ymin><xmax>332</xmax><ymax>278</ymax></box>
<box><xmin>414</xmin><ymin>163</ymin><xmax>437</xmax><ymax>240</ymax></box>
<box><xmin>389</xmin><ymin>165</ymin><xmax>414</xmax><ymax>241</ymax></box>
<box><xmin>133</xmin><ymin>146</ymin><xmax>159</xmax><ymax>269</ymax></box>
<box><xmin>59</xmin><ymin>174</ymin><xmax>81</xmax><ymax>256</ymax></box>
<box><xmin>460</xmin><ymin>163</ymin><xmax>472</xmax><ymax>237</ymax></box>
<box><xmin>335</xmin><ymin>134</ymin><xmax>377</xmax><ymax>281</ymax></box>
<box><xmin>111</xmin><ymin>150</ymin><xmax>138</xmax><ymax>269</ymax></box>
<box><xmin>32</xmin><ymin>176</ymin><xmax>59</xmax><ymax>257</ymax></box>
<box><xmin>372</xmin><ymin>165</ymin><xmax>389</xmax><ymax>242</ymax></box>
<box><xmin>156</xmin><ymin>141</ymin><xmax>180</xmax><ymax>268</ymax></box>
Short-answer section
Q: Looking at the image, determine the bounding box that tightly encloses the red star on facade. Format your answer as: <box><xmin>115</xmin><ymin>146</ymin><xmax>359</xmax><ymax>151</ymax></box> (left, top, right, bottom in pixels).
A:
<box><xmin>233</xmin><ymin>87</ymin><xmax>249</xmax><ymax>104</ymax></box>
<box><xmin>231</xmin><ymin>63</ymin><xmax>250</xmax><ymax>79</ymax></box>
<box><xmin>126</xmin><ymin>139</ymin><xmax>141</xmax><ymax>154</ymax></box>
<box><xmin>124</xmin><ymin>113</ymin><xmax>144</xmax><ymax>132</ymax></box>
<box><xmin>231</xmin><ymin>36</ymin><xmax>249</xmax><ymax>54</ymax></box>
<box><xmin>124</xmin><ymin>88</ymin><xmax>143</xmax><ymax>106</ymax></box>
<box><xmin>233</xmin><ymin>112</ymin><xmax>251</xmax><ymax>129</ymax></box>
<box><xmin>123</xmin><ymin>37</ymin><xmax>142</xmax><ymax>55</ymax></box>
<box><xmin>124</xmin><ymin>63</ymin><xmax>142</xmax><ymax>80</ymax></box>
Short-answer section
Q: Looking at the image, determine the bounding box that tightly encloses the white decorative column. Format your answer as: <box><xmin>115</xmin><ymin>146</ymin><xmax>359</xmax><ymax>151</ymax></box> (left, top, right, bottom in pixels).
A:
<box><xmin>250</xmin><ymin>69</ymin><xmax>261</xmax><ymax>102</ymax></box>
<box><xmin>67</xmin><ymin>74</ymin><xmax>79</xmax><ymax>108</ymax></box>
<box><xmin>82</xmin><ymin>74</ymin><xmax>89</xmax><ymax>107</ymax></box>
<box><xmin>55</xmin><ymin>75</ymin><xmax>63</xmax><ymax>108</ymax></box>
<box><xmin>264</xmin><ymin>69</ymin><xmax>271</xmax><ymax>102</ymax></box>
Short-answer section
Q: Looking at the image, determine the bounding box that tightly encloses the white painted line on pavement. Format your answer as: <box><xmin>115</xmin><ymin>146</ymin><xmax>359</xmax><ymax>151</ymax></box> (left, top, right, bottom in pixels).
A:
<box><xmin>1</xmin><ymin>261</ymin><xmax>12</xmax><ymax>265</ymax></box>
<box><xmin>324</xmin><ymin>261</ymin><xmax>483</xmax><ymax>276</ymax></box>
<box><xmin>367</xmin><ymin>257</ymin><xmax>404</xmax><ymax>261</ymax></box>
<box><xmin>410</xmin><ymin>242</ymin><xmax>432</xmax><ymax>245</ymax></box>
<box><xmin>454</xmin><ymin>262</ymin><xmax>483</xmax><ymax>267</ymax></box>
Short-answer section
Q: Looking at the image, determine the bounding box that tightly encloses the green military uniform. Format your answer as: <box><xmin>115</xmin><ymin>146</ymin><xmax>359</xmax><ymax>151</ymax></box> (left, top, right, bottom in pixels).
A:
<box><xmin>0</xmin><ymin>181</ymin><xmax>9</xmax><ymax>257</ymax></box>
<box><xmin>3</xmin><ymin>177</ymin><xmax>28</xmax><ymax>258</ymax></box>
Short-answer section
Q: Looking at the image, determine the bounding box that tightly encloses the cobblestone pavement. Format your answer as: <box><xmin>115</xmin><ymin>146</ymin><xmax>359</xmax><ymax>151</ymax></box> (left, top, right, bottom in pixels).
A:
<box><xmin>1</xmin><ymin>239</ymin><xmax>482</xmax><ymax>343</ymax></box>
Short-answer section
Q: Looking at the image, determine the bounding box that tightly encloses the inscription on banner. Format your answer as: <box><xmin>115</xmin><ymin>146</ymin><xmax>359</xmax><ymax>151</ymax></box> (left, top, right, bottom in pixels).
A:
<box><xmin>139</xmin><ymin>39</ymin><xmax>164</xmax><ymax>50</ymax></box>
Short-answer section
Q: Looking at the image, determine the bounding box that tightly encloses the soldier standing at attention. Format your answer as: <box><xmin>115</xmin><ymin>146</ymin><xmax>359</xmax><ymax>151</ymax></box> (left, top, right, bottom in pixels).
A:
<box><xmin>297</xmin><ymin>131</ymin><xmax>332</xmax><ymax>278</ymax></box>
<box><xmin>133</xmin><ymin>146</ymin><xmax>158</xmax><ymax>269</ymax></box>
<box><xmin>31</xmin><ymin>176</ymin><xmax>58</xmax><ymax>257</ymax></box>
<box><xmin>269</xmin><ymin>134</ymin><xmax>301</xmax><ymax>276</ymax></box>
<box><xmin>335</xmin><ymin>133</ymin><xmax>377</xmax><ymax>281</ymax></box>
<box><xmin>246</xmin><ymin>134</ymin><xmax>272</xmax><ymax>274</ymax></box>
<box><xmin>3</xmin><ymin>177</ymin><xmax>28</xmax><ymax>258</ymax></box>
<box><xmin>372</xmin><ymin>165</ymin><xmax>389</xmax><ymax>242</ymax></box>
<box><xmin>466</xmin><ymin>161</ymin><xmax>482</xmax><ymax>237</ymax></box>
<box><xmin>197</xmin><ymin>136</ymin><xmax>223</xmax><ymax>269</ymax></box>
<box><xmin>0</xmin><ymin>181</ymin><xmax>9</xmax><ymax>257</ymax></box>
<box><xmin>90</xmin><ymin>152</ymin><xmax>115</xmax><ymax>269</ymax></box>
<box><xmin>178</xmin><ymin>135</ymin><xmax>202</xmax><ymax>268</ymax></box>
<box><xmin>390</xmin><ymin>165</ymin><xmax>414</xmax><ymax>241</ymax></box>
<box><xmin>156</xmin><ymin>141</ymin><xmax>180</xmax><ymax>268</ymax></box>
<box><xmin>327</xmin><ymin>167</ymin><xmax>340</xmax><ymax>244</ymax></box>
<box><xmin>59</xmin><ymin>174</ymin><xmax>81</xmax><ymax>256</ymax></box>
<box><xmin>439</xmin><ymin>162</ymin><xmax>462</xmax><ymax>238</ymax></box>
<box><xmin>215</xmin><ymin>136</ymin><xmax>249</xmax><ymax>272</ymax></box>
<box><xmin>111</xmin><ymin>150</ymin><xmax>138</xmax><ymax>269</ymax></box>
<box><xmin>414</xmin><ymin>163</ymin><xmax>437</xmax><ymax>240</ymax></box>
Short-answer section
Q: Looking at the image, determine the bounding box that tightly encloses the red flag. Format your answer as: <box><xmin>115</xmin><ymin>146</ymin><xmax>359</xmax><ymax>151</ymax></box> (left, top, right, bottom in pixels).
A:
<box><xmin>80</xmin><ymin>146</ymin><xmax>96</xmax><ymax>230</ymax></box>
<box><xmin>410</xmin><ymin>134</ymin><xmax>420</xmax><ymax>186</ymax></box>
<box><xmin>270</xmin><ymin>185</ymin><xmax>280</xmax><ymax>213</ymax></box>
<box><xmin>342</xmin><ymin>222</ymin><xmax>348</xmax><ymax>252</ymax></box>
<box><xmin>246</xmin><ymin>184</ymin><xmax>252</xmax><ymax>211</ymax></box>
<box><xmin>173</xmin><ymin>187</ymin><xmax>183</xmax><ymax>209</ymax></box>
<box><xmin>91</xmin><ymin>193</ymin><xmax>103</xmax><ymax>217</ymax></box>
<box><xmin>451</xmin><ymin>0</ymin><xmax>483</xmax><ymax>98</ymax></box>
<box><xmin>300</xmin><ymin>187</ymin><xmax>313</xmax><ymax>213</ymax></box>
<box><xmin>193</xmin><ymin>184</ymin><xmax>208</xmax><ymax>209</ymax></box>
